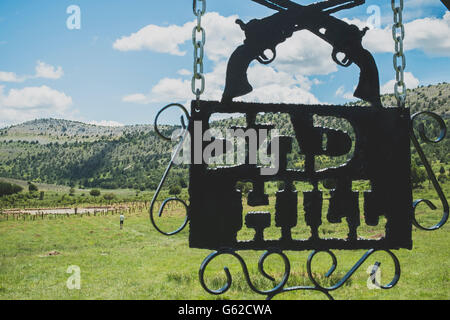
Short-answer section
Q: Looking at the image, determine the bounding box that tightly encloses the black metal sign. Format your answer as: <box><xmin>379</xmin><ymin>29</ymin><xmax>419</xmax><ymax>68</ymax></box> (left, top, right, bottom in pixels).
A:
<box><xmin>188</xmin><ymin>101</ymin><xmax>413</xmax><ymax>251</ymax></box>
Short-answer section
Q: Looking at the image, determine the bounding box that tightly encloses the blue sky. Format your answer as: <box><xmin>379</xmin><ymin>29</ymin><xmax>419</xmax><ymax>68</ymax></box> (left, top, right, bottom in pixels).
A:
<box><xmin>0</xmin><ymin>0</ymin><xmax>449</xmax><ymax>128</ymax></box>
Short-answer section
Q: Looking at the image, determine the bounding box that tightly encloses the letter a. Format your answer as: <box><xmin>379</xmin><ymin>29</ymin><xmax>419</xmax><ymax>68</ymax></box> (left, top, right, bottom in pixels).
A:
<box><xmin>67</xmin><ymin>5</ymin><xmax>81</xmax><ymax>30</ymax></box>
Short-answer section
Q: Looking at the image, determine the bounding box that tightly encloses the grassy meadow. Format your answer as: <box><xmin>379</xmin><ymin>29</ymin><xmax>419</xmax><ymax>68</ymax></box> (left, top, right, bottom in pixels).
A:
<box><xmin>0</xmin><ymin>179</ymin><xmax>448</xmax><ymax>300</ymax></box>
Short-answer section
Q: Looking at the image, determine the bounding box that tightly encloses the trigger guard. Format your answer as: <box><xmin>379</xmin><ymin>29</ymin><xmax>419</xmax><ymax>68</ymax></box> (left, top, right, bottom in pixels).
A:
<box><xmin>257</xmin><ymin>49</ymin><xmax>276</xmax><ymax>65</ymax></box>
<box><xmin>332</xmin><ymin>49</ymin><xmax>353</xmax><ymax>68</ymax></box>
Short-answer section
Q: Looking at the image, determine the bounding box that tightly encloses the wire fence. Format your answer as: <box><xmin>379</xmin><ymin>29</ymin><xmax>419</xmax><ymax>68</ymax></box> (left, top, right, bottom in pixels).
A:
<box><xmin>0</xmin><ymin>199</ymin><xmax>188</xmax><ymax>222</ymax></box>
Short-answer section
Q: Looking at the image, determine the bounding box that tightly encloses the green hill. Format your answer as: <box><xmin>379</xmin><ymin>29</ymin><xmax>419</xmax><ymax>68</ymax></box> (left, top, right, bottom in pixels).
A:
<box><xmin>0</xmin><ymin>83</ymin><xmax>448</xmax><ymax>191</ymax></box>
<box><xmin>0</xmin><ymin>118</ymin><xmax>154</xmax><ymax>144</ymax></box>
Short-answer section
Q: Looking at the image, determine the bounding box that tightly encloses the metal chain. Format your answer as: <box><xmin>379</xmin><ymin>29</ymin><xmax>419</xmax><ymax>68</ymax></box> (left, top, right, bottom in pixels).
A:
<box><xmin>192</xmin><ymin>0</ymin><xmax>206</xmax><ymax>106</ymax></box>
<box><xmin>392</xmin><ymin>0</ymin><xmax>406</xmax><ymax>108</ymax></box>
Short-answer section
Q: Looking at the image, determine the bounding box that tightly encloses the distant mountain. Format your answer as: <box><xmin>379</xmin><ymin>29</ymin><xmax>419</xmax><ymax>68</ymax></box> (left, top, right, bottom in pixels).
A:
<box><xmin>0</xmin><ymin>119</ymin><xmax>179</xmax><ymax>190</ymax></box>
<box><xmin>350</xmin><ymin>82</ymin><xmax>450</xmax><ymax>117</ymax></box>
<box><xmin>0</xmin><ymin>118</ymin><xmax>155</xmax><ymax>144</ymax></box>
<box><xmin>0</xmin><ymin>83</ymin><xmax>448</xmax><ymax>190</ymax></box>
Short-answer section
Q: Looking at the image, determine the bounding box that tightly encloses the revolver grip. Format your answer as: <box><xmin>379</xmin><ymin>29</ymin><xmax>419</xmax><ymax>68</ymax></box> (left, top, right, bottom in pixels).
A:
<box><xmin>352</xmin><ymin>48</ymin><xmax>382</xmax><ymax>106</ymax></box>
<box><xmin>222</xmin><ymin>45</ymin><xmax>257</xmax><ymax>103</ymax></box>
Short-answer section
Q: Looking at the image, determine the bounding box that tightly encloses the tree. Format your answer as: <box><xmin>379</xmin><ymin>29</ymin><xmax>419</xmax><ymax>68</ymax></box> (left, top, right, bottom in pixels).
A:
<box><xmin>178</xmin><ymin>177</ymin><xmax>187</xmax><ymax>188</ymax></box>
<box><xmin>0</xmin><ymin>181</ymin><xmax>23</xmax><ymax>196</ymax></box>
<box><xmin>438</xmin><ymin>173</ymin><xmax>447</xmax><ymax>183</ymax></box>
<box><xmin>103</xmin><ymin>193</ymin><xmax>116</xmax><ymax>201</ymax></box>
<box><xmin>169</xmin><ymin>184</ymin><xmax>182</xmax><ymax>196</ymax></box>
<box><xmin>90</xmin><ymin>189</ymin><xmax>101</xmax><ymax>197</ymax></box>
<box><xmin>236</xmin><ymin>181</ymin><xmax>252</xmax><ymax>195</ymax></box>
<box><xmin>28</xmin><ymin>183</ymin><xmax>38</xmax><ymax>192</ymax></box>
<box><xmin>411</xmin><ymin>163</ymin><xmax>427</xmax><ymax>188</ymax></box>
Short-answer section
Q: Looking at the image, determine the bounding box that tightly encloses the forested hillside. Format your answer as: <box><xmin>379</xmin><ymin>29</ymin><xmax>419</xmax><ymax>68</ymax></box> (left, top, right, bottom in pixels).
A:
<box><xmin>0</xmin><ymin>118</ymin><xmax>153</xmax><ymax>143</ymax></box>
<box><xmin>0</xmin><ymin>83</ymin><xmax>448</xmax><ymax>191</ymax></box>
<box><xmin>0</xmin><ymin>127</ymin><xmax>182</xmax><ymax>190</ymax></box>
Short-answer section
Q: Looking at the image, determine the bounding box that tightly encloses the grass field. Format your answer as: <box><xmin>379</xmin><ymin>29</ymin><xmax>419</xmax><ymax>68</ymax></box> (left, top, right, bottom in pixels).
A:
<box><xmin>0</xmin><ymin>183</ymin><xmax>449</xmax><ymax>300</ymax></box>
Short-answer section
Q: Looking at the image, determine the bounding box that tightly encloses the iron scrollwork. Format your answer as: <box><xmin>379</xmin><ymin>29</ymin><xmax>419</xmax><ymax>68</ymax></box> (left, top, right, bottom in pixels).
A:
<box><xmin>198</xmin><ymin>248</ymin><xmax>401</xmax><ymax>300</ymax></box>
<box><xmin>410</xmin><ymin>111</ymin><xmax>448</xmax><ymax>231</ymax></box>
<box><xmin>150</xmin><ymin>103</ymin><xmax>190</xmax><ymax>236</ymax></box>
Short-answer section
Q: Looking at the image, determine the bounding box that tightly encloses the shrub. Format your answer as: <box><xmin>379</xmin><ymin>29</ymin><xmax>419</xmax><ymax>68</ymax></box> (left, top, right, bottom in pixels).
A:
<box><xmin>0</xmin><ymin>181</ymin><xmax>23</xmax><ymax>197</ymax></box>
<box><xmin>236</xmin><ymin>181</ymin><xmax>252</xmax><ymax>195</ymax></box>
<box><xmin>90</xmin><ymin>189</ymin><xmax>101</xmax><ymax>197</ymax></box>
<box><xmin>178</xmin><ymin>177</ymin><xmax>187</xmax><ymax>188</ymax></box>
<box><xmin>28</xmin><ymin>183</ymin><xmax>38</xmax><ymax>192</ymax></box>
<box><xmin>411</xmin><ymin>163</ymin><xmax>427</xmax><ymax>188</ymax></box>
<box><xmin>103</xmin><ymin>193</ymin><xmax>116</xmax><ymax>201</ymax></box>
<box><xmin>169</xmin><ymin>184</ymin><xmax>182</xmax><ymax>196</ymax></box>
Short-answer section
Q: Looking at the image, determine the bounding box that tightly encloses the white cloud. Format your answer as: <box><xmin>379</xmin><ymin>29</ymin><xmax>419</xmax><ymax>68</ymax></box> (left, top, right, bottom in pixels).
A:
<box><xmin>241</xmin><ymin>83</ymin><xmax>320</xmax><ymax>105</ymax></box>
<box><xmin>177</xmin><ymin>69</ymin><xmax>192</xmax><ymax>76</ymax></box>
<box><xmin>0</xmin><ymin>61</ymin><xmax>64</xmax><ymax>83</ymax></box>
<box><xmin>0</xmin><ymin>85</ymin><xmax>74</xmax><ymax>126</ymax></box>
<box><xmin>113</xmin><ymin>12</ymin><xmax>336</xmax><ymax>77</ymax></box>
<box><xmin>118</xmin><ymin>13</ymin><xmax>327</xmax><ymax>105</ymax></box>
<box><xmin>150</xmin><ymin>77</ymin><xmax>192</xmax><ymax>103</ymax></box>
<box><xmin>199</xmin><ymin>13</ymin><xmax>244</xmax><ymax>62</ymax></box>
<box><xmin>122</xmin><ymin>61</ymin><xmax>323</xmax><ymax>105</ymax></box>
<box><xmin>347</xmin><ymin>12</ymin><xmax>450</xmax><ymax>57</ymax></box>
<box><xmin>335</xmin><ymin>86</ymin><xmax>345</xmax><ymax>97</ymax></box>
<box><xmin>0</xmin><ymin>71</ymin><xmax>26</xmax><ymax>83</ymax></box>
<box><xmin>122</xmin><ymin>93</ymin><xmax>150</xmax><ymax>104</ymax></box>
<box><xmin>88</xmin><ymin>120</ymin><xmax>124</xmax><ymax>127</ymax></box>
<box><xmin>241</xmin><ymin>64</ymin><xmax>321</xmax><ymax>104</ymax></box>
<box><xmin>113</xmin><ymin>21</ymin><xmax>194</xmax><ymax>56</ymax></box>
<box><xmin>273</xmin><ymin>30</ymin><xmax>337</xmax><ymax>76</ymax></box>
<box><xmin>0</xmin><ymin>85</ymin><xmax>72</xmax><ymax>110</ymax></box>
<box><xmin>404</xmin><ymin>12</ymin><xmax>450</xmax><ymax>56</ymax></box>
<box><xmin>119</xmin><ymin>10</ymin><xmax>448</xmax><ymax>107</ymax></box>
<box><xmin>34</xmin><ymin>61</ymin><xmax>64</xmax><ymax>79</ymax></box>
<box><xmin>342</xmin><ymin>92</ymin><xmax>355</xmax><ymax>100</ymax></box>
<box><xmin>335</xmin><ymin>85</ymin><xmax>357</xmax><ymax>101</ymax></box>
<box><xmin>335</xmin><ymin>72</ymin><xmax>420</xmax><ymax>101</ymax></box>
<box><xmin>113</xmin><ymin>12</ymin><xmax>243</xmax><ymax>62</ymax></box>
<box><xmin>381</xmin><ymin>72</ymin><xmax>420</xmax><ymax>94</ymax></box>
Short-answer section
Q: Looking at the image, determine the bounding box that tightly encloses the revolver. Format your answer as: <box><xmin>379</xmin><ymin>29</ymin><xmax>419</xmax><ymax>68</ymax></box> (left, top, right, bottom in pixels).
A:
<box><xmin>221</xmin><ymin>0</ymin><xmax>381</xmax><ymax>107</ymax></box>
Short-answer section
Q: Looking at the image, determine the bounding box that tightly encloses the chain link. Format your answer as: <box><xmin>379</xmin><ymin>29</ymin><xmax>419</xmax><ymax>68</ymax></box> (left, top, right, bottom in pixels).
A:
<box><xmin>392</xmin><ymin>0</ymin><xmax>406</xmax><ymax>108</ymax></box>
<box><xmin>192</xmin><ymin>0</ymin><xmax>206</xmax><ymax>105</ymax></box>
